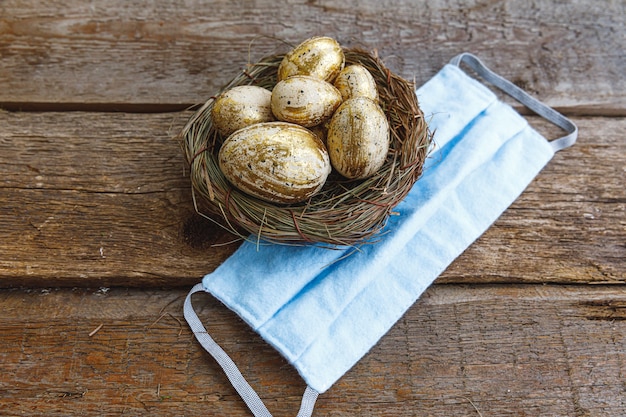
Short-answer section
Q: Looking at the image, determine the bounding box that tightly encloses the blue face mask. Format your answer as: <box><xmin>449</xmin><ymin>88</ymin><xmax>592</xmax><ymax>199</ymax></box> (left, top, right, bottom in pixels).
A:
<box><xmin>184</xmin><ymin>53</ymin><xmax>577</xmax><ymax>416</ymax></box>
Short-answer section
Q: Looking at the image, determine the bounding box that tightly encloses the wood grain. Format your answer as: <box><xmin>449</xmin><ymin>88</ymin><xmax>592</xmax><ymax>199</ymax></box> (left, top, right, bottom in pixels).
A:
<box><xmin>1</xmin><ymin>110</ymin><xmax>624</xmax><ymax>287</ymax></box>
<box><xmin>1</xmin><ymin>0</ymin><xmax>624</xmax><ymax>113</ymax></box>
<box><xmin>0</xmin><ymin>112</ymin><xmax>626</xmax><ymax>286</ymax></box>
<box><xmin>0</xmin><ymin>110</ymin><xmax>239</xmax><ymax>287</ymax></box>
<box><xmin>0</xmin><ymin>284</ymin><xmax>625</xmax><ymax>416</ymax></box>
<box><xmin>1</xmin><ymin>1</ymin><xmax>625</xmax><ymax>415</ymax></box>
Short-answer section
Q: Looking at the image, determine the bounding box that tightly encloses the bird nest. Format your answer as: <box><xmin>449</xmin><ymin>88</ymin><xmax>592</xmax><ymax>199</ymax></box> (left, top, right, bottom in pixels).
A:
<box><xmin>179</xmin><ymin>48</ymin><xmax>431</xmax><ymax>246</ymax></box>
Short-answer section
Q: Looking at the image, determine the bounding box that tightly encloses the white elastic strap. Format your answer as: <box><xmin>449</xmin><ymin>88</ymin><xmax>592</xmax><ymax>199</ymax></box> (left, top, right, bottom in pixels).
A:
<box><xmin>449</xmin><ymin>53</ymin><xmax>578</xmax><ymax>152</ymax></box>
<box><xmin>183</xmin><ymin>283</ymin><xmax>320</xmax><ymax>417</ymax></box>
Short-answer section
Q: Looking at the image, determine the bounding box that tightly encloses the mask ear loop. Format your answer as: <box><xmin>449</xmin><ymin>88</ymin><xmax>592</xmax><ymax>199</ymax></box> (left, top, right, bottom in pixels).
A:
<box><xmin>449</xmin><ymin>53</ymin><xmax>578</xmax><ymax>152</ymax></box>
<box><xmin>184</xmin><ymin>283</ymin><xmax>320</xmax><ymax>417</ymax></box>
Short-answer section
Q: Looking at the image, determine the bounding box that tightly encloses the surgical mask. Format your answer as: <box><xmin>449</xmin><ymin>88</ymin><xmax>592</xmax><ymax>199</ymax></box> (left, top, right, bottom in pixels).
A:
<box><xmin>184</xmin><ymin>53</ymin><xmax>577</xmax><ymax>416</ymax></box>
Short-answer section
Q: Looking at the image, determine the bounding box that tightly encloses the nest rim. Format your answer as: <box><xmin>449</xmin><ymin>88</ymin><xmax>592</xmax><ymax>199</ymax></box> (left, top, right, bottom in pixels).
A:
<box><xmin>179</xmin><ymin>47</ymin><xmax>431</xmax><ymax>247</ymax></box>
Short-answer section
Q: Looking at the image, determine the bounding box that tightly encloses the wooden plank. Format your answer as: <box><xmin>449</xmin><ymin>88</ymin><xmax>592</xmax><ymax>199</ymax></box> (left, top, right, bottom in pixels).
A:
<box><xmin>0</xmin><ymin>110</ymin><xmax>239</xmax><ymax>287</ymax></box>
<box><xmin>1</xmin><ymin>0</ymin><xmax>624</xmax><ymax>113</ymax></box>
<box><xmin>1</xmin><ymin>111</ymin><xmax>624</xmax><ymax>287</ymax></box>
<box><xmin>1</xmin><ymin>3</ymin><xmax>623</xmax><ymax>417</ymax></box>
<box><xmin>0</xmin><ymin>284</ymin><xmax>624</xmax><ymax>416</ymax></box>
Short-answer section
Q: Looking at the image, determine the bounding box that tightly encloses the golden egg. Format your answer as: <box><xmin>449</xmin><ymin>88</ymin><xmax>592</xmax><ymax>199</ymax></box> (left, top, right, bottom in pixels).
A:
<box><xmin>333</xmin><ymin>64</ymin><xmax>379</xmax><ymax>102</ymax></box>
<box><xmin>218</xmin><ymin>122</ymin><xmax>332</xmax><ymax>204</ymax></box>
<box><xmin>277</xmin><ymin>36</ymin><xmax>345</xmax><ymax>83</ymax></box>
<box><xmin>271</xmin><ymin>75</ymin><xmax>342</xmax><ymax>128</ymax></box>
<box><xmin>211</xmin><ymin>85</ymin><xmax>275</xmax><ymax>137</ymax></box>
<box><xmin>327</xmin><ymin>97</ymin><xmax>390</xmax><ymax>180</ymax></box>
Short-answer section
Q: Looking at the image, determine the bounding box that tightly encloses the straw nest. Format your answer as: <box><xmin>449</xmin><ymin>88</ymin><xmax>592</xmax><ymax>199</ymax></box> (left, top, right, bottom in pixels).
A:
<box><xmin>179</xmin><ymin>48</ymin><xmax>431</xmax><ymax>246</ymax></box>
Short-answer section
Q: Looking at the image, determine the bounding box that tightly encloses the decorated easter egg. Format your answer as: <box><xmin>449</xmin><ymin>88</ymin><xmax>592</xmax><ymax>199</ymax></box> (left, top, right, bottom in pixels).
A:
<box><xmin>218</xmin><ymin>122</ymin><xmax>332</xmax><ymax>204</ymax></box>
<box><xmin>271</xmin><ymin>75</ymin><xmax>342</xmax><ymax>128</ymax></box>
<box><xmin>327</xmin><ymin>97</ymin><xmax>390</xmax><ymax>180</ymax></box>
<box><xmin>277</xmin><ymin>36</ymin><xmax>345</xmax><ymax>83</ymax></box>
<box><xmin>333</xmin><ymin>64</ymin><xmax>379</xmax><ymax>102</ymax></box>
<box><xmin>211</xmin><ymin>85</ymin><xmax>275</xmax><ymax>137</ymax></box>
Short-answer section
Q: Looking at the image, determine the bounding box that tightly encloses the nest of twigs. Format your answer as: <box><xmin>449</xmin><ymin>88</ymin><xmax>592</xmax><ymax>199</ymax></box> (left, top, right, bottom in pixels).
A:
<box><xmin>179</xmin><ymin>48</ymin><xmax>431</xmax><ymax>246</ymax></box>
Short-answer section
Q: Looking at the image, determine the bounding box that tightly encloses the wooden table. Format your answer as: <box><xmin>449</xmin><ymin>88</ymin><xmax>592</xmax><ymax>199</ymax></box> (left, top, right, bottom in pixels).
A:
<box><xmin>1</xmin><ymin>1</ymin><xmax>624</xmax><ymax>415</ymax></box>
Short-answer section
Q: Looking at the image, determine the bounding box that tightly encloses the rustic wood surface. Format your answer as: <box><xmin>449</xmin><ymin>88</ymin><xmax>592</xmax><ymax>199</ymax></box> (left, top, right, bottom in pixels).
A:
<box><xmin>1</xmin><ymin>112</ymin><xmax>623</xmax><ymax>288</ymax></box>
<box><xmin>1</xmin><ymin>0</ymin><xmax>624</xmax><ymax>114</ymax></box>
<box><xmin>2</xmin><ymin>285</ymin><xmax>626</xmax><ymax>417</ymax></box>
<box><xmin>1</xmin><ymin>0</ymin><xmax>624</xmax><ymax>415</ymax></box>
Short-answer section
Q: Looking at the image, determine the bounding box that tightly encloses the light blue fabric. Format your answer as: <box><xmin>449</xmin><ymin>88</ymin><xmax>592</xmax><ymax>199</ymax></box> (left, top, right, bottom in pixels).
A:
<box><xmin>188</xmin><ymin>56</ymin><xmax>577</xmax><ymax>397</ymax></box>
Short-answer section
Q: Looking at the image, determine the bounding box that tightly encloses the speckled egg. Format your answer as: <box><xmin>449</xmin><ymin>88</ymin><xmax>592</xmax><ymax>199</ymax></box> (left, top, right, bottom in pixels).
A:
<box><xmin>218</xmin><ymin>122</ymin><xmax>332</xmax><ymax>204</ymax></box>
<box><xmin>327</xmin><ymin>97</ymin><xmax>390</xmax><ymax>180</ymax></box>
<box><xmin>271</xmin><ymin>75</ymin><xmax>342</xmax><ymax>128</ymax></box>
<box><xmin>211</xmin><ymin>85</ymin><xmax>275</xmax><ymax>137</ymax></box>
<box><xmin>277</xmin><ymin>36</ymin><xmax>345</xmax><ymax>83</ymax></box>
<box><xmin>333</xmin><ymin>64</ymin><xmax>379</xmax><ymax>102</ymax></box>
